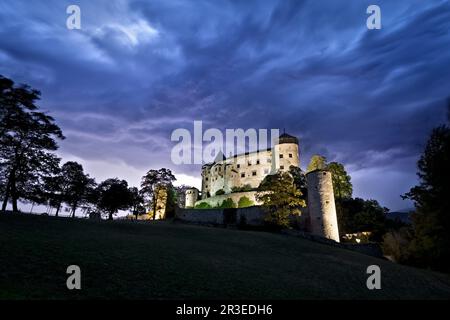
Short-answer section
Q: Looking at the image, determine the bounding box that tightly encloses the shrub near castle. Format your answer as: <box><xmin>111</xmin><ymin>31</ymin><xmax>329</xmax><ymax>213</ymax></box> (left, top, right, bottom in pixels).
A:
<box><xmin>219</xmin><ymin>198</ymin><xmax>236</xmax><ymax>209</ymax></box>
<box><xmin>194</xmin><ymin>202</ymin><xmax>212</xmax><ymax>209</ymax></box>
<box><xmin>238</xmin><ymin>196</ymin><xmax>254</xmax><ymax>208</ymax></box>
<box><xmin>193</xmin><ymin>198</ymin><xmax>237</xmax><ymax>209</ymax></box>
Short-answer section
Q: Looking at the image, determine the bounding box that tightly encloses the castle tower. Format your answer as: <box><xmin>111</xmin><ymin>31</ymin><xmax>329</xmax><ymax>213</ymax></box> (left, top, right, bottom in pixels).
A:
<box><xmin>272</xmin><ymin>132</ymin><xmax>300</xmax><ymax>173</ymax></box>
<box><xmin>201</xmin><ymin>164</ymin><xmax>212</xmax><ymax>199</ymax></box>
<box><xmin>306</xmin><ymin>170</ymin><xmax>340</xmax><ymax>242</ymax></box>
<box><xmin>185</xmin><ymin>187</ymin><xmax>199</xmax><ymax>208</ymax></box>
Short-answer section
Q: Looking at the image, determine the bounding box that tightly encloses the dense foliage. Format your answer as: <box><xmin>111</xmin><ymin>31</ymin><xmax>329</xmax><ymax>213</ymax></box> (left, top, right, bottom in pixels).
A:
<box><xmin>398</xmin><ymin>120</ymin><xmax>450</xmax><ymax>272</ymax></box>
<box><xmin>256</xmin><ymin>172</ymin><xmax>306</xmax><ymax>228</ymax></box>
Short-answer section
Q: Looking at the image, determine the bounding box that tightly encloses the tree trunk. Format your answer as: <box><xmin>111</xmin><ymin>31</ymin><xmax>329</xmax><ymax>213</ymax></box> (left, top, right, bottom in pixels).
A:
<box><xmin>10</xmin><ymin>172</ymin><xmax>18</xmax><ymax>213</ymax></box>
<box><xmin>152</xmin><ymin>193</ymin><xmax>157</xmax><ymax>220</ymax></box>
<box><xmin>1</xmin><ymin>173</ymin><xmax>12</xmax><ymax>212</ymax></box>
<box><xmin>1</xmin><ymin>189</ymin><xmax>9</xmax><ymax>212</ymax></box>
<box><xmin>55</xmin><ymin>202</ymin><xmax>61</xmax><ymax>217</ymax></box>
<box><xmin>133</xmin><ymin>206</ymin><xmax>138</xmax><ymax>221</ymax></box>
<box><xmin>30</xmin><ymin>202</ymin><xmax>34</xmax><ymax>214</ymax></box>
<box><xmin>71</xmin><ymin>203</ymin><xmax>77</xmax><ymax>218</ymax></box>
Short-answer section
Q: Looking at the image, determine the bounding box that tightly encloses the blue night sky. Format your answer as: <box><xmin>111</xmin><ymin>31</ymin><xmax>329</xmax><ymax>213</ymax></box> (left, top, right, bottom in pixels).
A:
<box><xmin>1</xmin><ymin>0</ymin><xmax>449</xmax><ymax>211</ymax></box>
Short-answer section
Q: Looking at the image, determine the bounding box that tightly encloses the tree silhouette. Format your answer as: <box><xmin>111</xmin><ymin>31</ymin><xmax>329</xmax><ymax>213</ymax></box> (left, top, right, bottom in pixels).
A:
<box><xmin>95</xmin><ymin>178</ymin><xmax>133</xmax><ymax>220</ymax></box>
<box><xmin>0</xmin><ymin>75</ymin><xmax>64</xmax><ymax>213</ymax></box>
<box><xmin>327</xmin><ymin>162</ymin><xmax>353</xmax><ymax>201</ymax></box>
<box><xmin>403</xmin><ymin>113</ymin><xmax>450</xmax><ymax>271</ymax></box>
<box><xmin>129</xmin><ymin>186</ymin><xmax>146</xmax><ymax>220</ymax></box>
<box><xmin>44</xmin><ymin>161</ymin><xmax>96</xmax><ymax>217</ymax></box>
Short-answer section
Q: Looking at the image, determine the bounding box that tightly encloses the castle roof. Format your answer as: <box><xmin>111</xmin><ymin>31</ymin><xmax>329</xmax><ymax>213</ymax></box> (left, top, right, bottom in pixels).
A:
<box><xmin>277</xmin><ymin>132</ymin><xmax>299</xmax><ymax>145</ymax></box>
<box><xmin>201</xmin><ymin>132</ymin><xmax>298</xmax><ymax>167</ymax></box>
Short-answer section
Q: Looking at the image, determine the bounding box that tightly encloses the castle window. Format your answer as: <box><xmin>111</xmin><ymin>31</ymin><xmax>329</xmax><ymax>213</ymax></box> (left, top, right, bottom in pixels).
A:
<box><xmin>205</xmin><ymin>177</ymin><xmax>208</xmax><ymax>181</ymax></box>
<box><xmin>289</xmin><ymin>153</ymin><xmax>293</xmax><ymax>158</ymax></box>
<box><xmin>256</xmin><ymin>159</ymin><xmax>260</xmax><ymax>165</ymax></box>
<box><xmin>237</xmin><ymin>164</ymin><xmax>240</xmax><ymax>169</ymax></box>
<box><xmin>248</xmin><ymin>161</ymin><xmax>252</xmax><ymax>166</ymax></box>
<box><xmin>279</xmin><ymin>154</ymin><xmax>284</xmax><ymax>159</ymax></box>
<box><xmin>252</xmin><ymin>171</ymin><xmax>257</xmax><ymax>176</ymax></box>
<box><xmin>241</xmin><ymin>173</ymin><xmax>245</xmax><ymax>178</ymax></box>
<box><xmin>280</xmin><ymin>165</ymin><xmax>285</xmax><ymax>170</ymax></box>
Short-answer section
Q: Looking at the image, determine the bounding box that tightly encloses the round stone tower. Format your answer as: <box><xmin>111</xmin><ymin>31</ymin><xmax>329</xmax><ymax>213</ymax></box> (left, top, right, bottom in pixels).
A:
<box><xmin>185</xmin><ymin>187</ymin><xmax>199</xmax><ymax>208</ymax></box>
<box><xmin>306</xmin><ymin>170</ymin><xmax>340</xmax><ymax>242</ymax></box>
<box><xmin>272</xmin><ymin>133</ymin><xmax>300</xmax><ymax>173</ymax></box>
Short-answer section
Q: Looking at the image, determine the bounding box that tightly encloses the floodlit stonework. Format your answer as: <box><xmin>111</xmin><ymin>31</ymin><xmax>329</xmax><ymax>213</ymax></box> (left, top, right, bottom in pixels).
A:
<box><xmin>185</xmin><ymin>188</ymin><xmax>199</xmax><ymax>208</ymax></box>
<box><xmin>181</xmin><ymin>133</ymin><xmax>341</xmax><ymax>242</ymax></box>
<box><xmin>200</xmin><ymin>133</ymin><xmax>300</xmax><ymax>199</ymax></box>
<box><xmin>154</xmin><ymin>186</ymin><xmax>168</xmax><ymax>219</ymax></box>
<box><xmin>306</xmin><ymin>170</ymin><xmax>340</xmax><ymax>242</ymax></box>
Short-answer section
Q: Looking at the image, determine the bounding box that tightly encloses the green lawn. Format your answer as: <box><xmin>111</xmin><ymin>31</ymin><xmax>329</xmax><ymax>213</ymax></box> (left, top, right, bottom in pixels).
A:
<box><xmin>1</xmin><ymin>214</ymin><xmax>449</xmax><ymax>299</ymax></box>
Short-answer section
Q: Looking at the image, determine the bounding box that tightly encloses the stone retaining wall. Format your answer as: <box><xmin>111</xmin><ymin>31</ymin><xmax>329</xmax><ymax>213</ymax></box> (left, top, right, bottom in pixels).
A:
<box><xmin>194</xmin><ymin>191</ymin><xmax>262</xmax><ymax>208</ymax></box>
<box><xmin>175</xmin><ymin>206</ymin><xmax>267</xmax><ymax>226</ymax></box>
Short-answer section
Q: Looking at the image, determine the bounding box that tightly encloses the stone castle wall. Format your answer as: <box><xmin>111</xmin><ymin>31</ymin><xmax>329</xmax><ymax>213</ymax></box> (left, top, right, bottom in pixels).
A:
<box><xmin>181</xmin><ymin>169</ymin><xmax>341</xmax><ymax>243</ymax></box>
<box><xmin>194</xmin><ymin>191</ymin><xmax>262</xmax><ymax>208</ymax></box>
<box><xmin>181</xmin><ymin>134</ymin><xmax>341</xmax><ymax>242</ymax></box>
<box><xmin>176</xmin><ymin>206</ymin><xmax>267</xmax><ymax>226</ymax></box>
<box><xmin>201</xmin><ymin>150</ymin><xmax>273</xmax><ymax>198</ymax></box>
<box><xmin>201</xmin><ymin>142</ymin><xmax>299</xmax><ymax>199</ymax></box>
<box><xmin>176</xmin><ymin>206</ymin><xmax>308</xmax><ymax>228</ymax></box>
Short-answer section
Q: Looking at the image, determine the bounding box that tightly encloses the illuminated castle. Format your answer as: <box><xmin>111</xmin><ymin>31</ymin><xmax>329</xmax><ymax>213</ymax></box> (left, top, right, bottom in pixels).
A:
<box><xmin>200</xmin><ymin>133</ymin><xmax>300</xmax><ymax>199</ymax></box>
<box><xmin>181</xmin><ymin>132</ymin><xmax>340</xmax><ymax>242</ymax></box>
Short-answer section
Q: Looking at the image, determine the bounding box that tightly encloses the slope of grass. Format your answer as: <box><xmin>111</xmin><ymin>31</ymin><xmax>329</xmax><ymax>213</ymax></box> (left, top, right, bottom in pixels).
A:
<box><xmin>0</xmin><ymin>214</ymin><xmax>449</xmax><ymax>299</ymax></box>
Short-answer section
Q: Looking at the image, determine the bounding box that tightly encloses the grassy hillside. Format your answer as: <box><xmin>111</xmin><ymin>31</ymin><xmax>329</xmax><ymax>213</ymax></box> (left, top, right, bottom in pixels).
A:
<box><xmin>0</xmin><ymin>214</ymin><xmax>449</xmax><ymax>299</ymax></box>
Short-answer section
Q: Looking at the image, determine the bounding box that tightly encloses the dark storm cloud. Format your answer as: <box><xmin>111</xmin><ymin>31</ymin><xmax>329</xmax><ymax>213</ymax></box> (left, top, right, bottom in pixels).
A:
<box><xmin>0</xmin><ymin>0</ymin><xmax>449</xmax><ymax>209</ymax></box>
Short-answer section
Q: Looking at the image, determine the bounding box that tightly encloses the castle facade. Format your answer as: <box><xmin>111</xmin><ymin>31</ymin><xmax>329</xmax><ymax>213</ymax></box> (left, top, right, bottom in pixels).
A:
<box><xmin>200</xmin><ymin>133</ymin><xmax>300</xmax><ymax>199</ymax></box>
